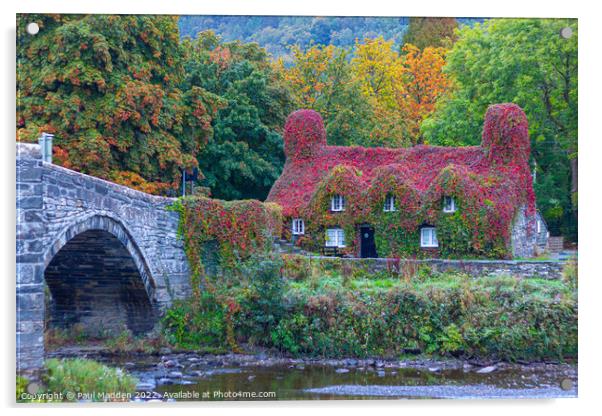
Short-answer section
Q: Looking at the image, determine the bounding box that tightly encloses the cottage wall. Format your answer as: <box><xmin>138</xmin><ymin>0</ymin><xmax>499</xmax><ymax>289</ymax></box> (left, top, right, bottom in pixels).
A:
<box><xmin>511</xmin><ymin>205</ymin><xmax>538</xmax><ymax>258</ymax></box>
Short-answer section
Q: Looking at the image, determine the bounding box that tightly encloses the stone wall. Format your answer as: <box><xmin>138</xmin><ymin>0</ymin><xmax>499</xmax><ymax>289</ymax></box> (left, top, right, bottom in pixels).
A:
<box><xmin>16</xmin><ymin>143</ymin><xmax>191</xmax><ymax>372</ymax></box>
<box><xmin>296</xmin><ymin>256</ymin><xmax>566</xmax><ymax>280</ymax></box>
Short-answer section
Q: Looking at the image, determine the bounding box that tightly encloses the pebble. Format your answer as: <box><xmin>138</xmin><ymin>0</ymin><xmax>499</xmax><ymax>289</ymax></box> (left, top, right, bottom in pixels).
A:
<box><xmin>477</xmin><ymin>365</ymin><xmax>498</xmax><ymax>374</ymax></box>
<box><xmin>157</xmin><ymin>377</ymin><xmax>174</xmax><ymax>385</ymax></box>
<box><xmin>335</xmin><ymin>368</ymin><xmax>350</xmax><ymax>374</ymax></box>
<box><xmin>168</xmin><ymin>371</ymin><xmax>183</xmax><ymax>378</ymax></box>
<box><xmin>377</xmin><ymin>370</ymin><xmax>386</xmax><ymax>377</ymax></box>
<box><xmin>135</xmin><ymin>381</ymin><xmax>156</xmax><ymax>391</ymax></box>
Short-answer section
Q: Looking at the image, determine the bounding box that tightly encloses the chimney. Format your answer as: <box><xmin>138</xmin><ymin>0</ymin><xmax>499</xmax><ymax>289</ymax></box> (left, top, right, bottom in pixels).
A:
<box><xmin>38</xmin><ymin>132</ymin><xmax>54</xmax><ymax>163</ymax></box>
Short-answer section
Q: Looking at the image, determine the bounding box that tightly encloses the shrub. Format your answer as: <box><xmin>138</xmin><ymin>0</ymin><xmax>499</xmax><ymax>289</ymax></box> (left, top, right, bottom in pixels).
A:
<box><xmin>237</xmin><ymin>255</ymin><xmax>285</xmax><ymax>344</ymax></box>
<box><xmin>269</xmin><ymin>273</ymin><xmax>577</xmax><ymax>360</ymax></box>
<box><xmin>161</xmin><ymin>292</ymin><xmax>227</xmax><ymax>349</ymax></box>
<box><xmin>282</xmin><ymin>254</ymin><xmax>312</xmax><ymax>281</ymax></box>
<box><xmin>563</xmin><ymin>258</ymin><xmax>578</xmax><ymax>289</ymax></box>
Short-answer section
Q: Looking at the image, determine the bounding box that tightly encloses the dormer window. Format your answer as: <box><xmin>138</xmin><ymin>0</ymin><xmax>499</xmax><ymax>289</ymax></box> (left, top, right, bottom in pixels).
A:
<box><xmin>292</xmin><ymin>218</ymin><xmax>305</xmax><ymax>235</ymax></box>
<box><xmin>443</xmin><ymin>196</ymin><xmax>457</xmax><ymax>213</ymax></box>
<box><xmin>420</xmin><ymin>227</ymin><xmax>439</xmax><ymax>248</ymax></box>
<box><xmin>331</xmin><ymin>195</ymin><xmax>345</xmax><ymax>212</ymax></box>
<box><xmin>383</xmin><ymin>194</ymin><xmax>396</xmax><ymax>212</ymax></box>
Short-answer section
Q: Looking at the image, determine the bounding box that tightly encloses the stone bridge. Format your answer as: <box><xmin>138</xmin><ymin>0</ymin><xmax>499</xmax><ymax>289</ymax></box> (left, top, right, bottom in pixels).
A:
<box><xmin>16</xmin><ymin>143</ymin><xmax>191</xmax><ymax>372</ymax></box>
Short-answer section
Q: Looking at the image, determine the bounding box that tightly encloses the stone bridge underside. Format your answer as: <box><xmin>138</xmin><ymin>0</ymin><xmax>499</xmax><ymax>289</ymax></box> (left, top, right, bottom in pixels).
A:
<box><xmin>16</xmin><ymin>143</ymin><xmax>191</xmax><ymax>372</ymax></box>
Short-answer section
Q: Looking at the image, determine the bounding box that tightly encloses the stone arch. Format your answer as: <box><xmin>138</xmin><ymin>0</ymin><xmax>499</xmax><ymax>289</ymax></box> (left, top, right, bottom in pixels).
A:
<box><xmin>42</xmin><ymin>214</ymin><xmax>158</xmax><ymax>335</ymax></box>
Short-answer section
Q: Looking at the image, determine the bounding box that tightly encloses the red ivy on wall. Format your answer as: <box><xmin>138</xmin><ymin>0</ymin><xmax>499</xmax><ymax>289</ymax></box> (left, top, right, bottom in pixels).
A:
<box><xmin>176</xmin><ymin>197</ymin><xmax>282</xmax><ymax>297</ymax></box>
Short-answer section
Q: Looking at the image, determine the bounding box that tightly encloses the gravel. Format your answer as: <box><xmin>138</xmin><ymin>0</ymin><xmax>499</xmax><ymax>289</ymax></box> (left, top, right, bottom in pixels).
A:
<box><xmin>304</xmin><ymin>384</ymin><xmax>578</xmax><ymax>399</ymax></box>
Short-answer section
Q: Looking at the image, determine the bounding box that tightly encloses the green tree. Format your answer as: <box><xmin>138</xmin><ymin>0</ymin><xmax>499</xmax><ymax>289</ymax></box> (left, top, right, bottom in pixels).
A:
<box><xmin>421</xmin><ymin>18</ymin><xmax>577</xmax><ymax>239</ymax></box>
<box><xmin>17</xmin><ymin>15</ymin><xmax>219</xmax><ymax>194</ymax></box>
<box><xmin>182</xmin><ymin>32</ymin><xmax>296</xmax><ymax>200</ymax></box>
<box><xmin>403</xmin><ymin>17</ymin><xmax>458</xmax><ymax>50</ymax></box>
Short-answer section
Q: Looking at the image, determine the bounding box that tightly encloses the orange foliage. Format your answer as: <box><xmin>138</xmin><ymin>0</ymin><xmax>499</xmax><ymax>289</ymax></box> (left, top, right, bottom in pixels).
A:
<box><xmin>110</xmin><ymin>171</ymin><xmax>174</xmax><ymax>194</ymax></box>
<box><xmin>397</xmin><ymin>44</ymin><xmax>451</xmax><ymax>143</ymax></box>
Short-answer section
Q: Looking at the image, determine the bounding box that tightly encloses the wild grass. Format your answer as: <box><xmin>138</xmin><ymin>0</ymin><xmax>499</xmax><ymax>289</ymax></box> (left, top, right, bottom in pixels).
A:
<box><xmin>17</xmin><ymin>358</ymin><xmax>137</xmax><ymax>402</ymax></box>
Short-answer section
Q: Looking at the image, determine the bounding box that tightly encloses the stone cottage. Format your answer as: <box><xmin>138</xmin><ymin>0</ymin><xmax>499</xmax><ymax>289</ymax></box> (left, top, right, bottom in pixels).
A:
<box><xmin>267</xmin><ymin>103</ymin><xmax>548</xmax><ymax>259</ymax></box>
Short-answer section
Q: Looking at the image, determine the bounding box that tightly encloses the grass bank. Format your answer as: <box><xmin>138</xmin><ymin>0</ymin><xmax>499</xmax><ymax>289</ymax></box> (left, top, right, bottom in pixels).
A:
<box><xmin>162</xmin><ymin>255</ymin><xmax>577</xmax><ymax>362</ymax></box>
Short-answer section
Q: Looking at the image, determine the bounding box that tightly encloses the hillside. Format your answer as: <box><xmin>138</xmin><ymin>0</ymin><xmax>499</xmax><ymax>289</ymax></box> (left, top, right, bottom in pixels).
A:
<box><xmin>178</xmin><ymin>16</ymin><xmax>484</xmax><ymax>61</ymax></box>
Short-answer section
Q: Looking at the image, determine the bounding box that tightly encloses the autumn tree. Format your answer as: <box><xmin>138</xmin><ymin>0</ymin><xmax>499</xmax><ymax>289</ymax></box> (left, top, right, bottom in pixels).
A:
<box><xmin>351</xmin><ymin>37</ymin><xmax>451</xmax><ymax>145</ymax></box>
<box><xmin>17</xmin><ymin>14</ymin><xmax>220</xmax><ymax>194</ymax></box>
<box><xmin>397</xmin><ymin>44</ymin><xmax>450</xmax><ymax>143</ymax></box>
<box><xmin>351</xmin><ymin>37</ymin><xmax>406</xmax><ymax>146</ymax></box>
<box><xmin>277</xmin><ymin>44</ymin><xmax>374</xmax><ymax>146</ymax></box>
<box><xmin>280</xmin><ymin>38</ymin><xmax>452</xmax><ymax>148</ymax></box>
<box><xmin>421</xmin><ymin>18</ymin><xmax>578</xmax><ymax>239</ymax></box>
<box><xmin>403</xmin><ymin>17</ymin><xmax>458</xmax><ymax>49</ymax></box>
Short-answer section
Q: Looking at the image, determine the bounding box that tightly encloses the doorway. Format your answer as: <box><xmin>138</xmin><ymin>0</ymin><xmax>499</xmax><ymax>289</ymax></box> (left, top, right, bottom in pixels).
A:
<box><xmin>360</xmin><ymin>225</ymin><xmax>377</xmax><ymax>258</ymax></box>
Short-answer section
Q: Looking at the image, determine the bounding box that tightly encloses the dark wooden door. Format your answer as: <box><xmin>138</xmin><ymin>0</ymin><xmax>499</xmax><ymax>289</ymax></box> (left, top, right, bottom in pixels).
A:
<box><xmin>360</xmin><ymin>226</ymin><xmax>377</xmax><ymax>258</ymax></box>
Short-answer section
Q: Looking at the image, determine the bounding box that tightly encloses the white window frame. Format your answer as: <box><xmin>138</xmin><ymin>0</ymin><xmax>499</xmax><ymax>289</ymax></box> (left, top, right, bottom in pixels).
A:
<box><xmin>325</xmin><ymin>228</ymin><xmax>346</xmax><ymax>247</ymax></box>
<box><xmin>331</xmin><ymin>194</ymin><xmax>345</xmax><ymax>212</ymax></box>
<box><xmin>383</xmin><ymin>194</ymin><xmax>396</xmax><ymax>212</ymax></box>
<box><xmin>420</xmin><ymin>227</ymin><xmax>439</xmax><ymax>248</ymax></box>
<box><xmin>292</xmin><ymin>218</ymin><xmax>305</xmax><ymax>235</ymax></box>
<box><xmin>536</xmin><ymin>219</ymin><xmax>541</xmax><ymax>233</ymax></box>
<box><xmin>443</xmin><ymin>196</ymin><xmax>457</xmax><ymax>213</ymax></box>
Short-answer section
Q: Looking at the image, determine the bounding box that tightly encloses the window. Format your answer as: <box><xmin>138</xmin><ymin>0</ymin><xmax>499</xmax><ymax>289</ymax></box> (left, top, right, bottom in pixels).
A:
<box><xmin>292</xmin><ymin>218</ymin><xmax>305</xmax><ymax>235</ymax></box>
<box><xmin>331</xmin><ymin>194</ymin><xmax>345</xmax><ymax>212</ymax></box>
<box><xmin>383</xmin><ymin>194</ymin><xmax>396</xmax><ymax>212</ymax></box>
<box><xmin>443</xmin><ymin>196</ymin><xmax>456</xmax><ymax>213</ymax></box>
<box><xmin>420</xmin><ymin>227</ymin><xmax>439</xmax><ymax>248</ymax></box>
<box><xmin>326</xmin><ymin>228</ymin><xmax>346</xmax><ymax>247</ymax></box>
<box><xmin>536</xmin><ymin>219</ymin><xmax>541</xmax><ymax>233</ymax></box>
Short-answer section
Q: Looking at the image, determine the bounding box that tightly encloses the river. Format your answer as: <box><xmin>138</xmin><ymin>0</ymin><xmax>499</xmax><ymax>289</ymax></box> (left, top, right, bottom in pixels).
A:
<box><xmin>47</xmin><ymin>349</ymin><xmax>578</xmax><ymax>401</ymax></box>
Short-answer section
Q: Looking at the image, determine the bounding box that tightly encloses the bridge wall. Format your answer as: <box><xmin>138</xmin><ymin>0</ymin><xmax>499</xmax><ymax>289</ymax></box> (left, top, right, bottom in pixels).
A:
<box><xmin>16</xmin><ymin>143</ymin><xmax>191</xmax><ymax>372</ymax></box>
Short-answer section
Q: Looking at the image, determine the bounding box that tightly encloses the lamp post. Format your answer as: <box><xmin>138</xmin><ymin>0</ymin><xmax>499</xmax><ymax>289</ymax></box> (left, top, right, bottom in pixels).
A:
<box><xmin>181</xmin><ymin>167</ymin><xmax>199</xmax><ymax>197</ymax></box>
<box><xmin>182</xmin><ymin>169</ymin><xmax>187</xmax><ymax>197</ymax></box>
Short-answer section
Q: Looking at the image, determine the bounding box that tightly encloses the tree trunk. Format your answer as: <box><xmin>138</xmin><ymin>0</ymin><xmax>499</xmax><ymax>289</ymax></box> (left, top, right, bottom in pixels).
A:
<box><xmin>570</xmin><ymin>156</ymin><xmax>578</xmax><ymax>215</ymax></box>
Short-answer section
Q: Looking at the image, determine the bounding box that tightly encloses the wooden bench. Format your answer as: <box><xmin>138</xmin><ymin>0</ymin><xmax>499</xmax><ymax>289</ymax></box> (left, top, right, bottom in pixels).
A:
<box><xmin>321</xmin><ymin>246</ymin><xmax>342</xmax><ymax>257</ymax></box>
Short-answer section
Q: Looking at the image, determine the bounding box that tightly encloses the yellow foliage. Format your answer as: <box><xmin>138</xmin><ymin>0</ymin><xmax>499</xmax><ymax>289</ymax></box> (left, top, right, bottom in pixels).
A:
<box><xmin>276</xmin><ymin>39</ymin><xmax>452</xmax><ymax>147</ymax></box>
